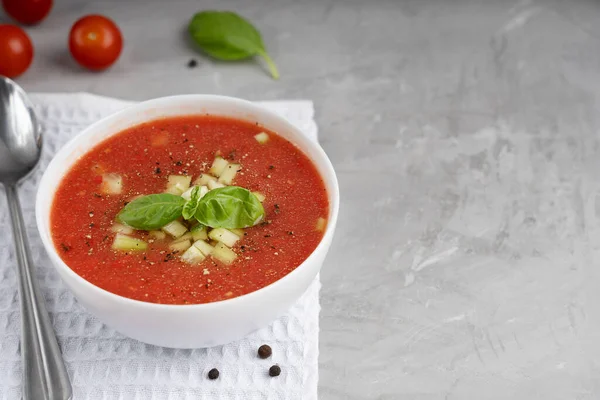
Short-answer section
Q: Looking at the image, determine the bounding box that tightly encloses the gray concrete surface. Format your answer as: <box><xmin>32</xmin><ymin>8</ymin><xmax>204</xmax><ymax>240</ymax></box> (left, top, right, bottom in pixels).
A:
<box><xmin>4</xmin><ymin>0</ymin><xmax>600</xmax><ymax>398</ymax></box>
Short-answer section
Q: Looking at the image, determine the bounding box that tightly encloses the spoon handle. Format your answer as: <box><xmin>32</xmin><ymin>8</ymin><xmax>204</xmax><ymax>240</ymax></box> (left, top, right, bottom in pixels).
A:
<box><xmin>5</xmin><ymin>185</ymin><xmax>72</xmax><ymax>400</ymax></box>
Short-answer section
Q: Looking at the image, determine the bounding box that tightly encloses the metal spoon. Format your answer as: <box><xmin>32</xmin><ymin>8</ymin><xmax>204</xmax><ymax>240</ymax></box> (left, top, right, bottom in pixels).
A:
<box><xmin>0</xmin><ymin>77</ymin><xmax>72</xmax><ymax>400</ymax></box>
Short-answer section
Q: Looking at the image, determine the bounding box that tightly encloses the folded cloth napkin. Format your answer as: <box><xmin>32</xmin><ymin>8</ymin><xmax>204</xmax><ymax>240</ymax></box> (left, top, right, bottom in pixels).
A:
<box><xmin>0</xmin><ymin>93</ymin><xmax>320</xmax><ymax>400</ymax></box>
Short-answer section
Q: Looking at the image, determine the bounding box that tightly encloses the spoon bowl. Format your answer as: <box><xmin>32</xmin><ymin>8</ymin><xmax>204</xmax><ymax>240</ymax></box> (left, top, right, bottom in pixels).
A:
<box><xmin>0</xmin><ymin>76</ymin><xmax>72</xmax><ymax>400</ymax></box>
<box><xmin>0</xmin><ymin>77</ymin><xmax>41</xmax><ymax>183</ymax></box>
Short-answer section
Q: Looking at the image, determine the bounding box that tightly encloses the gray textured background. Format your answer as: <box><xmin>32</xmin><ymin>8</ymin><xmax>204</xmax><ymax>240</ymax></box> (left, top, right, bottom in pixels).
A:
<box><xmin>4</xmin><ymin>0</ymin><xmax>600</xmax><ymax>398</ymax></box>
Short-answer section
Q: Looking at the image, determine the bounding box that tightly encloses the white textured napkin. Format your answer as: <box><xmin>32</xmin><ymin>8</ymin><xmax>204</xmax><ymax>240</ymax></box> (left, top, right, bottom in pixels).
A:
<box><xmin>0</xmin><ymin>93</ymin><xmax>320</xmax><ymax>400</ymax></box>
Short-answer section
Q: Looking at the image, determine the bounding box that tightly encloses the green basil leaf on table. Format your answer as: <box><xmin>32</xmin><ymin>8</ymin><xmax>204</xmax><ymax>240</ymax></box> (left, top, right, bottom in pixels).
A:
<box><xmin>117</xmin><ymin>194</ymin><xmax>185</xmax><ymax>230</ymax></box>
<box><xmin>195</xmin><ymin>186</ymin><xmax>265</xmax><ymax>229</ymax></box>
<box><xmin>188</xmin><ymin>11</ymin><xmax>279</xmax><ymax>79</ymax></box>
<box><xmin>182</xmin><ymin>186</ymin><xmax>201</xmax><ymax>220</ymax></box>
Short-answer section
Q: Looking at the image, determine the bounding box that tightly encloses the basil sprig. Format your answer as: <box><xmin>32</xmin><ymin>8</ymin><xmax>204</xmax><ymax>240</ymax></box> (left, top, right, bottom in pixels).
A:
<box><xmin>194</xmin><ymin>186</ymin><xmax>265</xmax><ymax>229</ymax></box>
<box><xmin>188</xmin><ymin>11</ymin><xmax>279</xmax><ymax>79</ymax></box>
<box><xmin>117</xmin><ymin>194</ymin><xmax>186</xmax><ymax>230</ymax></box>
<box><xmin>117</xmin><ymin>186</ymin><xmax>265</xmax><ymax>230</ymax></box>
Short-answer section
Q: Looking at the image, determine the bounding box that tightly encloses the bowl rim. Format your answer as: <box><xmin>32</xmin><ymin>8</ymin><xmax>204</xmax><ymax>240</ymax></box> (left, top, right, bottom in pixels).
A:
<box><xmin>35</xmin><ymin>94</ymin><xmax>339</xmax><ymax>311</ymax></box>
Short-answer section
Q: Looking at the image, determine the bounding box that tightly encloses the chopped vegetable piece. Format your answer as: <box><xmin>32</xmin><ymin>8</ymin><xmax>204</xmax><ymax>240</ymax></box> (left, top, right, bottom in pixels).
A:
<box><xmin>112</xmin><ymin>233</ymin><xmax>147</xmax><ymax>251</ymax></box>
<box><xmin>191</xmin><ymin>225</ymin><xmax>208</xmax><ymax>241</ymax></box>
<box><xmin>180</xmin><ymin>244</ymin><xmax>206</xmax><ymax>264</ymax></box>
<box><xmin>193</xmin><ymin>239</ymin><xmax>214</xmax><ymax>256</ymax></box>
<box><xmin>315</xmin><ymin>217</ymin><xmax>327</xmax><ymax>232</ymax></box>
<box><xmin>194</xmin><ymin>173</ymin><xmax>217</xmax><ymax>186</ymax></box>
<box><xmin>166</xmin><ymin>175</ymin><xmax>191</xmax><ymax>195</ymax></box>
<box><xmin>207</xmin><ymin>180</ymin><xmax>226</xmax><ymax>190</ymax></box>
<box><xmin>161</xmin><ymin>220</ymin><xmax>188</xmax><ymax>238</ymax></box>
<box><xmin>199</xmin><ymin>185</ymin><xmax>209</xmax><ymax>198</ymax></box>
<box><xmin>212</xmin><ymin>242</ymin><xmax>237</xmax><ymax>264</ymax></box>
<box><xmin>101</xmin><ymin>173</ymin><xmax>123</xmax><ymax>194</ymax></box>
<box><xmin>254</xmin><ymin>132</ymin><xmax>269</xmax><ymax>144</ymax></box>
<box><xmin>169</xmin><ymin>239</ymin><xmax>192</xmax><ymax>252</ymax></box>
<box><xmin>218</xmin><ymin>163</ymin><xmax>241</xmax><ymax>185</ymax></box>
<box><xmin>149</xmin><ymin>230</ymin><xmax>167</xmax><ymax>240</ymax></box>
<box><xmin>230</xmin><ymin>228</ymin><xmax>244</xmax><ymax>237</ymax></box>
<box><xmin>210</xmin><ymin>157</ymin><xmax>229</xmax><ymax>177</ymax></box>
<box><xmin>110</xmin><ymin>223</ymin><xmax>133</xmax><ymax>235</ymax></box>
<box><xmin>252</xmin><ymin>192</ymin><xmax>266</xmax><ymax>202</ymax></box>
<box><xmin>177</xmin><ymin>232</ymin><xmax>193</xmax><ymax>241</ymax></box>
<box><xmin>208</xmin><ymin>227</ymin><xmax>240</xmax><ymax>247</ymax></box>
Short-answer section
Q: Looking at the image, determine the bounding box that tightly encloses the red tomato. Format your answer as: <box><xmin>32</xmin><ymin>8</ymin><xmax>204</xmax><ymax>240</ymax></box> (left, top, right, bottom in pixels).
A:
<box><xmin>2</xmin><ymin>0</ymin><xmax>52</xmax><ymax>25</ymax></box>
<box><xmin>0</xmin><ymin>25</ymin><xmax>34</xmax><ymax>78</ymax></box>
<box><xmin>68</xmin><ymin>15</ymin><xmax>123</xmax><ymax>71</ymax></box>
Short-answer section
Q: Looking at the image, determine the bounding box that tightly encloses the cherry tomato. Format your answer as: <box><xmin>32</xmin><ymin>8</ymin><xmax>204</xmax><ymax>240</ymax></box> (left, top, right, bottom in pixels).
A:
<box><xmin>0</xmin><ymin>25</ymin><xmax>34</xmax><ymax>78</ymax></box>
<box><xmin>68</xmin><ymin>15</ymin><xmax>123</xmax><ymax>71</ymax></box>
<box><xmin>2</xmin><ymin>0</ymin><xmax>53</xmax><ymax>25</ymax></box>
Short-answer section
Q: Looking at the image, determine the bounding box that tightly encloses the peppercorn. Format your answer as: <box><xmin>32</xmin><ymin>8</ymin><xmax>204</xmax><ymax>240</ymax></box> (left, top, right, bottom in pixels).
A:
<box><xmin>208</xmin><ymin>368</ymin><xmax>219</xmax><ymax>380</ymax></box>
<box><xmin>269</xmin><ymin>365</ymin><xmax>281</xmax><ymax>377</ymax></box>
<box><xmin>258</xmin><ymin>344</ymin><xmax>272</xmax><ymax>359</ymax></box>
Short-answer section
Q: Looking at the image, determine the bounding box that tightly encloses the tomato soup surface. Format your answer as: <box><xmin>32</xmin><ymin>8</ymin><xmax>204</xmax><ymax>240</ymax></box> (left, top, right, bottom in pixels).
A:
<box><xmin>51</xmin><ymin>116</ymin><xmax>329</xmax><ymax>304</ymax></box>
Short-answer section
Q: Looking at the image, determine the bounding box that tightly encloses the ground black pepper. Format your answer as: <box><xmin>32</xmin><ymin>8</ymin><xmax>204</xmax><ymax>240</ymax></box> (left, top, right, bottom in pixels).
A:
<box><xmin>258</xmin><ymin>344</ymin><xmax>272</xmax><ymax>359</ymax></box>
<box><xmin>269</xmin><ymin>365</ymin><xmax>281</xmax><ymax>377</ymax></box>
<box><xmin>208</xmin><ymin>368</ymin><xmax>219</xmax><ymax>380</ymax></box>
<box><xmin>155</xmin><ymin>167</ymin><xmax>161</xmax><ymax>174</ymax></box>
<box><xmin>187</xmin><ymin>59</ymin><xmax>198</xmax><ymax>68</ymax></box>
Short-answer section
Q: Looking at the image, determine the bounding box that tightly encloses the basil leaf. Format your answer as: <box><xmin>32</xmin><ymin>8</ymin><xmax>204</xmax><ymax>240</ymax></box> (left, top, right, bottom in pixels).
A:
<box><xmin>117</xmin><ymin>194</ymin><xmax>185</xmax><ymax>230</ymax></box>
<box><xmin>195</xmin><ymin>186</ymin><xmax>265</xmax><ymax>229</ymax></box>
<box><xmin>182</xmin><ymin>186</ymin><xmax>200</xmax><ymax>220</ymax></box>
<box><xmin>188</xmin><ymin>11</ymin><xmax>279</xmax><ymax>79</ymax></box>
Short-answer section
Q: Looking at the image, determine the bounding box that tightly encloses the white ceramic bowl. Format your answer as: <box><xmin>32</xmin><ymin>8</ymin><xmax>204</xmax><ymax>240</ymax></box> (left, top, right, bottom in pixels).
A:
<box><xmin>36</xmin><ymin>95</ymin><xmax>339</xmax><ymax>348</ymax></box>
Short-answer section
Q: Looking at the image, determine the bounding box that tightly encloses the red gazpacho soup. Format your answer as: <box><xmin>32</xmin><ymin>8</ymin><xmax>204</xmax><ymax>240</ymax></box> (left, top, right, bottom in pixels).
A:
<box><xmin>50</xmin><ymin>116</ymin><xmax>329</xmax><ymax>305</ymax></box>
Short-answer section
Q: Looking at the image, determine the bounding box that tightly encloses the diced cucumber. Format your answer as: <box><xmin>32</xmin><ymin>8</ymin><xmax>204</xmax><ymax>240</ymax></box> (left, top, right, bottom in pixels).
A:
<box><xmin>111</xmin><ymin>223</ymin><xmax>133</xmax><ymax>235</ymax></box>
<box><xmin>210</xmin><ymin>156</ymin><xmax>229</xmax><ymax>177</ymax></box>
<box><xmin>193</xmin><ymin>239</ymin><xmax>214</xmax><ymax>256</ymax></box>
<box><xmin>191</xmin><ymin>225</ymin><xmax>208</xmax><ymax>241</ymax></box>
<box><xmin>199</xmin><ymin>185</ymin><xmax>209</xmax><ymax>198</ymax></box>
<box><xmin>218</xmin><ymin>163</ymin><xmax>241</xmax><ymax>185</ymax></box>
<box><xmin>212</xmin><ymin>242</ymin><xmax>237</xmax><ymax>264</ymax></box>
<box><xmin>315</xmin><ymin>217</ymin><xmax>327</xmax><ymax>232</ymax></box>
<box><xmin>101</xmin><ymin>173</ymin><xmax>123</xmax><ymax>195</ymax></box>
<box><xmin>149</xmin><ymin>230</ymin><xmax>167</xmax><ymax>240</ymax></box>
<box><xmin>208</xmin><ymin>228</ymin><xmax>240</xmax><ymax>247</ymax></box>
<box><xmin>194</xmin><ymin>173</ymin><xmax>217</xmax><ymax>186</ymax></box>
<box><xmin>169</xmin><ymin>239</ymin><xmax>192</xmax><ymax>252</ymax></box>
<box><xmin>112</xmin><ymin>233</ymin><xmax>147</xmax><ymax>251</ymax></box>
<box><xmin>161</xmin><ymin>220</ymin><xmax>188</xmax><ymax>238</ymax></box>
<box><xmin>165</xmin><ymin>175</ymin><xmax>191</xmax><ymax>195</ymax></box>
<box><xmin>181</xmin><ymin>245</ymin><xmax>206</xmax><ymax>264</ymax></box>
<box><xmin>254</xmin><ymin>132</ymin><xmax>269</xmax><ymax>144</ymax></box>
<box><xmin>208</xmin><ymin>180</ymin><xmax>226</xmax><ymax>190</ymax></box>
<box><xmin>177</xmin><ymin>232</ymin><xmax>193</xmax><ymax>241</ymax></box>
<box><xmin>252</xmin><ymin>192</ymin><xmax>266</xmax><ymax>202</ymax></box>
<box><xmin>230</xmin><ymin>228</ymin><xmax>244</xmax><ymax>237</ymax></box>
